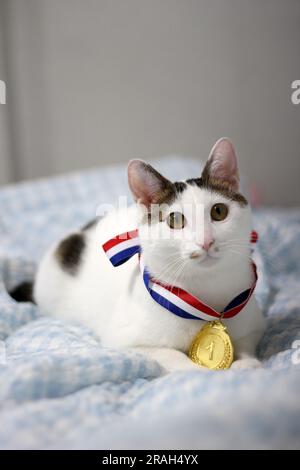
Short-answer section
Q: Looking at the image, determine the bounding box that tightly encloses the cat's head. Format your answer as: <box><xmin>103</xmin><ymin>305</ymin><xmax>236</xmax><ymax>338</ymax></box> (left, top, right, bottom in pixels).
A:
<box><xmin>128</xmin><ymin>138</ymin><xmax>252</xmax><ymax>284</ymax></box>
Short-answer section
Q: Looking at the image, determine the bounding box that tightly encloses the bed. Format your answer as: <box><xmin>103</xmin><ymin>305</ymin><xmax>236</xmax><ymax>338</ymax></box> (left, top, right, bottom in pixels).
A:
<box><xmin>0</xmin><ymin>157</ymin><xmax>299</xmax><ymax>449</ymax></box>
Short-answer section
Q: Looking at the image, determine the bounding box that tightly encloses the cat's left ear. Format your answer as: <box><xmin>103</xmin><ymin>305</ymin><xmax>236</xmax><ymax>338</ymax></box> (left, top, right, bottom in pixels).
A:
<box><xmin>202</xmin><ymin>138</ymin><xmax>240</xmax><ymax>191</ymax></box>
<box><xmin>128</xmin><ymin>159</ymin><xmax>173</xmax><ymax>208</ymax></box>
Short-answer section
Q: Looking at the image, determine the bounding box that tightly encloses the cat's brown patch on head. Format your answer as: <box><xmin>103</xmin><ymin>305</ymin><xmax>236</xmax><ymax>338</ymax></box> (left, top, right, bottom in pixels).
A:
<box><xmin>152</xmin><ymin>180</ymin><xmax>187</xmax><ymax>205</ymax></box>
<box><xmin>205</xmin><ymin>177</ymin><xmax>248</xmax><ymax>206</ymax></box>
<box><xmin>186</xmin><ymin>176</ymin><xmax>248</xmax><ymax>207</ymax></box>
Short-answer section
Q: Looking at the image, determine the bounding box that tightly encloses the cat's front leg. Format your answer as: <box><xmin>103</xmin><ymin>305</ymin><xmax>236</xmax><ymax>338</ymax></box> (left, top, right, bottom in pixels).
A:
<box><xmin>132</xmin><ymin>347</ymin><xmax>205</xmax><ymax>374</ymax></box>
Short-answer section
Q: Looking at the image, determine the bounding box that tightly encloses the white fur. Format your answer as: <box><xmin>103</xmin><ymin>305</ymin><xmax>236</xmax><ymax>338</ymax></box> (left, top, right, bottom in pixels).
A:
<box><xmin>35</xmin><ymin>185</ymin><xmax>265</xmax><ymax>373</ymax></box>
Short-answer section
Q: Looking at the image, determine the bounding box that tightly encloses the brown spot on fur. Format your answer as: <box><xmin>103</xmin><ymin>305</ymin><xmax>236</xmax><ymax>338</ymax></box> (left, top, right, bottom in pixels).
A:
<box><xmin>56</xmin><ymin>233</ymin><xmax>86</xmax><ymax>275</ymax></box>
<box><xmin>186</xmin><ymin>177</ymin><xmax>248</xmax><ymax>207</ymax></box>
<box><xmin>174</xmin><ymin>181</ymin><xmax>187</xmax><ymax>194</ymax></box>
<box><xmin>153</xmin><ymin>182</ymin><xmax>186</xmax><ymax>205</ymax></box>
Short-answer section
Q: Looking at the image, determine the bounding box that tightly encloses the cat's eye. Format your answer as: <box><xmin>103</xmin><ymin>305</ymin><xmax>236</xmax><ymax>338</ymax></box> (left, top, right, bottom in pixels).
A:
<box><xmin>211</xmin><ymin>203</ymin><xmax>228</xmax><ymax>221</ymax></box>
<box><xmin>167</xmin><ymin>212</ymin><xmax>186</xmax><ymax>229</ymax></box>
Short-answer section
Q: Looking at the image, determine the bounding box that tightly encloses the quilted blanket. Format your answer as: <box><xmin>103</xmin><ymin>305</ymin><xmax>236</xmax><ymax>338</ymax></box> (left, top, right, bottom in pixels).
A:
<box><xmin>0</xmin><ymin>157</ymin><xmax>299</xmax><ymax>450</ymax></box>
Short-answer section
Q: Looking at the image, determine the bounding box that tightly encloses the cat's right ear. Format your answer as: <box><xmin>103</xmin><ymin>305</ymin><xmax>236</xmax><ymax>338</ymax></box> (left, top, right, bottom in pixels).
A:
<box><xmin>128</xmin><ymin>160</ymin><xmax>173</xmax><ymax>208</ymax></box>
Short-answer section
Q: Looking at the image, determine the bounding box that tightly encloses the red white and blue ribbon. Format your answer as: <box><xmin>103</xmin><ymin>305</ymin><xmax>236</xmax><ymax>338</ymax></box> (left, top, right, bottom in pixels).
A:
<box><xmin>102</xmin><ymin>230</ymin><xmax>258</xmax><ymax>322</ymax></box>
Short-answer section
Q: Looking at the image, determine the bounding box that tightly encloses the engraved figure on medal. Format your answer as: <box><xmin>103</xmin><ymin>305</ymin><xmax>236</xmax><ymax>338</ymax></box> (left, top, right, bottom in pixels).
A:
<box><xmin>188</xmin><ymin>320</ymin><xmax>234</xmax><ymax>370</ymax></box>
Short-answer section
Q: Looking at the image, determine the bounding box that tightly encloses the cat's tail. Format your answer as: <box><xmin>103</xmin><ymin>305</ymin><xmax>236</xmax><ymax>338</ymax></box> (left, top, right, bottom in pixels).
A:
<box><xmin>10</xmin><ymin>281</ymin><xmax>35</xmax><ymax>303</ymax></box>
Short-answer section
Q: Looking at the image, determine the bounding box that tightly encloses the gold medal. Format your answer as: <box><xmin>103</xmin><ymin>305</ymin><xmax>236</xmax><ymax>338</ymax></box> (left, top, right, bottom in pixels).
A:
<box><xmin>189</xmin><ymin>320</ymin><xmax>234</xmax><ymax>370</ymax></box>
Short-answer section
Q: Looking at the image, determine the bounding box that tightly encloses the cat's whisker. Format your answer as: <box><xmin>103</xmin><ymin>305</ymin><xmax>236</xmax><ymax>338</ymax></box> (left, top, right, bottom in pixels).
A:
<box><xmin>153</xmin><ymin>261</ymin><xmax>183</xmax><ymax>281</ymax></box>
<box><xmin>219</xmin><ymin>240</ymin><xmax>250</xmax><ymax>247</ymax></box>
<box><xmin>152</xmin><ymin>258</ymin><xmax>185</xmax><ymax>285</ymax></box>
<box><xmin>227</xmin><ymin>244</ymin><xmax>281</xmax><ymax>274</ymax></box>
<box><xmin>156</xmin><ymin>260</ymin><xmax>187</xmax><ymax>309</ymax></box>
<box><xmin>227</xmin><ymin>249</ymin><xmax>254</xmax><ymax>263</ymax></box>
<box><xmin>169</xmin><ymin>260</ymin><xmax>189</xmax><ymax>293</ymax></box>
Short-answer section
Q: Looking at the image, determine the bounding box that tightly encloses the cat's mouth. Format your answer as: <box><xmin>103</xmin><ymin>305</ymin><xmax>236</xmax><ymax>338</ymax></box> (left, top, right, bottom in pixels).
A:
<box><xmin>189</xmin><ymin>250</ymin><xmax>220</xmax><ymax>265</ymax></box>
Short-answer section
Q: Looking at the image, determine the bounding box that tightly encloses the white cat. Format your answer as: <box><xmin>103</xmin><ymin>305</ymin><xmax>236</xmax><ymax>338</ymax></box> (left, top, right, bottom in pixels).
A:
<box><xmin>17</xmin><ymin>138</ymin><xmax>265</xmax><ymax>372</ymax></box>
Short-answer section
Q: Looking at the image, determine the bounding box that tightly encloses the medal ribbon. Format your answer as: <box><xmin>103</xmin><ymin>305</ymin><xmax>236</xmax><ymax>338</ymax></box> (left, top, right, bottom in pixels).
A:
<box><xmin>102</xmin><ymin>230</ymin><xmax>258</xmax><ymax>322</ymax></box>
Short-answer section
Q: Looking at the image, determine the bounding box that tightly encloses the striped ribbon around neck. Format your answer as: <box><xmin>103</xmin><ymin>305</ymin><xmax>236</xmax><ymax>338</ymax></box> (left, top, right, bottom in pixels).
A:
<box><xmin>102</xmin><ymin>229</ymin><xmax>258</xmax><ymax>322</ymax></box>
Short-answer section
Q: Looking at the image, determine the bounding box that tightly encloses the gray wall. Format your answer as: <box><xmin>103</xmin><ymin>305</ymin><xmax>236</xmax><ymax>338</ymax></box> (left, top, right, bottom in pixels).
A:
<box><xmin>0</xmin><ymin>0</ymin><xmax>300</xmax><ymax>205</ymax></box>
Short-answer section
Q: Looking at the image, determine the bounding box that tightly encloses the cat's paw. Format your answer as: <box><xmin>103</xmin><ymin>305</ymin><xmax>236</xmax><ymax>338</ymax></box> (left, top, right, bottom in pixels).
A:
<box><xmin>231</xmin><ymin>357</ymin><xmax>262</xmax><ymax>370</ymax></box>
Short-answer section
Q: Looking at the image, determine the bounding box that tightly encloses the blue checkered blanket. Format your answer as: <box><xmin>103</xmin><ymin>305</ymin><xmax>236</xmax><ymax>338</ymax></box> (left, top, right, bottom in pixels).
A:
<box><xmin>0</xmin><ymin>157</ymin><xmax>299</xmax><ymax>449</ymax></box>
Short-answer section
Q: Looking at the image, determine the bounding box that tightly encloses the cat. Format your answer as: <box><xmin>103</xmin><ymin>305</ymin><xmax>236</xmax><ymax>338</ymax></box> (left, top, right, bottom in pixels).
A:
<box><xmin>11</xmin><ymin>138</ymin><xmax>265</xmax><ymax>372</ymax></box>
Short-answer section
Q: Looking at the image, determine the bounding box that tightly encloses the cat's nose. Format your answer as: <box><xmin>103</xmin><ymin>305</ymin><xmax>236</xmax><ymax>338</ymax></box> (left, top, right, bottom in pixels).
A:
<box><xmin>200</xmin><ymin>239</ymin><xmax>215</xmax><ymax>251</ymax></box>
